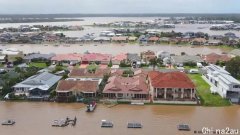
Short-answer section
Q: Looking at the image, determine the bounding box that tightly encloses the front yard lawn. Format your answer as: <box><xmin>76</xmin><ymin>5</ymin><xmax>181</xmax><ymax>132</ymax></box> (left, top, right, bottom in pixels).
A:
<box><xmin>188</xmin><ymin>74</ymin><xmax>231</xmax><ymax>106</ymax></box>
<box><xmin>29</xmin><ymin>62</ymin><xmax>47</xmax><ymax>68</ymax></box>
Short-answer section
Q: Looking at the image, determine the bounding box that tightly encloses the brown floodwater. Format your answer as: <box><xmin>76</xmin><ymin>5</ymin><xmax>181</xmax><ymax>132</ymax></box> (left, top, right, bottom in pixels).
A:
<box><xmin>0</xmin><ymin>102</ymin><xmax>239</xmax><ymax>135</ymax></box>
<box><xmin>1</xmin><ymin>44</ymin><xmax>226</xmax><ymax>55</ymax></box>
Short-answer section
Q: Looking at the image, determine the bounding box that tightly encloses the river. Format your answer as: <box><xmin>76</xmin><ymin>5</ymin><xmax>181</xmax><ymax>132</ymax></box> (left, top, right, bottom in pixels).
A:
<box><xmin>0</xmin><ymin>102</ymin><xmax>239</xmax><ymax>135</ymax></box>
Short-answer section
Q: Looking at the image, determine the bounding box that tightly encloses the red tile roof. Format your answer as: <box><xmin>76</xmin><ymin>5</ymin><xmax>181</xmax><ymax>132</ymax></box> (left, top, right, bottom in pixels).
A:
<box><xmin>148</xmin><ymin>37</ymin><xmax>159</xmax><ymax>41</ymax></box>
<box><xmin>69</xmin><ymin>68</ymin><xmax>110</xmax><ymax>78</ymax></box>
<box><xmin>148</xmin><ymin>71</ymin><xmax>195</xmax><ymax>89</ymax></box>
<box><xmin>56</xmin><ymin>80</ymin><xmax>98</xmax><ymax>93</ymax></box>
<box><xmin>51</xmin><ymin>53</ymin><xmax>82</xmax><ymax>61</ymax></box>
<box><xmin>82</xmin><ymin>53</ymin><xmax>112</xmax><ymax>62</ymax></box>
<box><xmin>103</xmin><ymin>76</ymin><xmax>149</xmax><ymax>94</ymax></box>
<box><xmin>202</xmin><ymin>53</ymin><xmax>231</xmax><ymax>64</ymax></box>
<box><xmin>112</xmin><ymin>53</ymin><xmax>127</xmax><ymax>62</ymax></box>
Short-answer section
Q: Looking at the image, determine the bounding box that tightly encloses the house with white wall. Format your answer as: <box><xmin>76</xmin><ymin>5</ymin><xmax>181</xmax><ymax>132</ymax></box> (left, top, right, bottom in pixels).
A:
<box><xmin>202</xmin><ymin>64</ymin><xmax>240</xmax><ymax>103</ymax></box>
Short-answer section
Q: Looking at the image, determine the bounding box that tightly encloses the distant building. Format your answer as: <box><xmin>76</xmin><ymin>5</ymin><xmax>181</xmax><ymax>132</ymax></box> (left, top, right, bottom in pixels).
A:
<box><xmin>24</xmin><ymin>53</ymin><xmax>55</xmax><ymax>63</ymax></box>
<box><xmin>81</xmin><ymin>53</ymin><xmax>112</xmax><ymax>65</ymax></box>
<box><xmin>202</xmin><ymin>53</ymin><xmax>231</xmax><ymax>64</ymax></box>
<box><xmin>171</xmin><ymin>55</ymin><xmax>203</xmax><ymax>66</ymax></box>
<box><xmin>202</xmin><ymin>64</ymin><xmax>240</xmax><ymax>103</ymax></box>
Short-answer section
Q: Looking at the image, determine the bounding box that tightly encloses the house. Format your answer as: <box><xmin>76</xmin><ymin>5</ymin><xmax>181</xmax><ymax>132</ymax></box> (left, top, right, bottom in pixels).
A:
<box><xmin>68</xmin><ymin>68</ymin><xmax>110</xmax><ymax>79</ymax></box>
<box><xmin>0</xmin><ymin>48</ymin><xmax>24</xmax><ymax>63</ymax></box>
<box><xmin>24</xmin><ymin>53</ymin><xmax>55</xmax><ymax>63</ymax></box>
<box><xmin>202</xmin><ymin>53</ymin><xmax>231</xmax><ymax>64</ymax></box>
<box><xmin>112</xmin><ymin>53</ymin><xmax>127</xmax><ymax>65</ymax></box>
<box><xmin>0</xmin><ymin>55</ymin><xmax>6</xmax><ymax>64</ymax></box>
<box><xmin>128</xmin><ymin>36</ymin><xmax>137</xmax><ymax>42</ymax></box>
<box><xmin>127</xmin><ymin>53</ymin><xmax>141</xmax><ymax>68</ymax></box>
<box><xmin>207</xmin><ymin>40</ymin><xmax>222</xmax><ymax>46</ymax></box>
<box><xmin>229</xmin><ymin>49</ymin><xmax>240</xmax><ymax>57</ymax></box>
<box><xmin>191</xmin><ymin>38</ymin><xmax>207</xmax><ymax>45</ymax></box>
<box><xmin>159</xmin><ymin>37</ymin><xmax>170</xmax><ymax>43</ymax></box>
<box><xmin>13</xmin><ymin>72</ymin><xmax>62</xmax><ymax>97</ymax></box>
<box><xmin>111</xmin><ymin>36</ymin><xmax>128</xmax><ymax>42</ymax></box>
<box><xmin>202</xmin><ymin>64</ymin><xmax>240</xmax><ymax>103</ymax></box>
<box><xmin>138</xmin><ymin>35</ymin><xmax>149</xmax><ymax>44</ymax></box>
<box><xmin>210</xmin><ymin>35</ymin><xmax>224</xmax><ymax>40</ymax></box>
<box><xmin>224</xmin><ymin>32</ymin><xmax>237</xmax><ymax>38</ymax></box>
<box><xmin>140</xmin><ymin>50</ymin><xmax>156</xmax><ymax>63</ymax></box>
<box><xmin>93</xmin><ymin>37</ymin><xmax>111</xmax><ymax>42</ymax></box>
<box><xmin>148</xmin><ymin>71</ymin><xmax>197</xmax><ymax>104</ymax></box>
<box><xmin>51</xmin><ymin>53</ymin><xmax>82</xmax><ymax>65</ymax></box>
<box><xmin>56</xmin><ymin>80</ymin><xmax>98</xmax><ymax>102</ymax></box>
<box><xmin>103</xmin><ymin>76</ymin><xmax>150</xmax><ymax>102</ymax></box>
<box><xmin>81</xmin><ymin>53</ymin><xmax>112</xmax><ymax>65</ymax></box>
<box><xmin>171</xmin><ymin>55</ymin><xmax>203</xmax><ymax>66</ymax></box>
<box><xmin>157</xmin><ymin>51</ymin><xmax>171</xmax><ymax>60</ymax></box>
<box><xmin>148</xmin><ymin>36</ymin><xmax>159</xmax><ymax>43</ymax></box>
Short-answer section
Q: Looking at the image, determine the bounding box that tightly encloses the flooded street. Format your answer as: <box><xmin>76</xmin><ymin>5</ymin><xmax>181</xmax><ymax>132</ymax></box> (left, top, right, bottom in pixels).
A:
<box><xmin>0</xmin><ymin>102</ymin><xmax>239</xmax><ymax>135</ymax></box>
<box><xmin>1</xmin><ymin>44</ymin><xmax>226</xmax><ymax>55</ymax></box>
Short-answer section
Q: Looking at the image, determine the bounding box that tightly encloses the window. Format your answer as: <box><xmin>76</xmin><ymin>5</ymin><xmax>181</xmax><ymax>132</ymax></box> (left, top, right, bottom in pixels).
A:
<box><xmin>233</xmin><ymin>85</ymin><xmax>240</xmax><ymax>88</ymax></box>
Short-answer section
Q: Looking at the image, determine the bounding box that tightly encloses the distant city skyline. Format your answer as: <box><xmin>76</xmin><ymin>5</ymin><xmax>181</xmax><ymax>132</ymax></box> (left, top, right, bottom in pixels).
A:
<box><xmin>0</xmin><ymin>0</ymin><xmax>240</xmax><ymax>14</ymax></box>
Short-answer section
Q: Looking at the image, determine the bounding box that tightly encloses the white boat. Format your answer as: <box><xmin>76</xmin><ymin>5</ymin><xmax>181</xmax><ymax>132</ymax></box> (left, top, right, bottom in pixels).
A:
<box><xmin>86</xmin><ymin>101</ymin><xmax>97</xmax><ymax>112</ymax></box>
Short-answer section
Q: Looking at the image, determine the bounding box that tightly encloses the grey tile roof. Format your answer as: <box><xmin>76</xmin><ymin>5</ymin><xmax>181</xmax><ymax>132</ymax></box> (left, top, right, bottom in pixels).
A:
<box><xmin>13</xmin><ymin>72</ymin><xmax>62</xmax><ymax>91</ymax></box>
<box><xmin>127</xmin><ymin>53</ymin><xmax>141</xmax><ymax>62</ymax></box>
<box><xmin>24</xmin><ymin>53</ymin><xmax>55</xmax><ymax>60</ymax></box>
<box><xmin>171</xmin><ymin>55</ymin><xmax>203</xmax><ymax>64</ymax></box>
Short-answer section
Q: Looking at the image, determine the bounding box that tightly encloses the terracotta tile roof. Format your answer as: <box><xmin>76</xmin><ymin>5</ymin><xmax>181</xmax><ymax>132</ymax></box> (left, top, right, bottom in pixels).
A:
<box><xmin>111</xmin><ymin>36</ymin><xmax>128</xmax><ymax>41</ymax></box>
<box><xmin>51</xmin><ymin>53</ymin><xmax>82</xmax><ymax>61</ymax></box>
<box><xmin>202</xmin><ymin>53</ymin><xmax>231</xmax><ymax>64</ymax></box>
<box><xmin>103</xmin><ymin>76</ymin><xmax>149</xmax><ymax>94</ymax></box>
<box><xmin>69</xmin><ymin>68</ymin><xmax>110</xmax><ymax>78</ymax></box>
<box><xmin>148</xmin><ymin>71</ymin><xmax>195</xmax><ymax>89</ymax></box>
<box><xmin>112</xmin><ymin>53</ymin><xmax>127</xmax><ymax>61</ymax></box>
<box><xmin>82</xmin><ymin>53</ymin><xmax>112</xmax><ymax>62</ymax></box>
<box><xmin>56</xmin><ymin>80</ymin><xmax>98</xmax><ymax>93</ymax></box>
<box><xmin>148</xmin><ymin>36</ymin><xmax>159</xmax><ymax>41</ymax></box>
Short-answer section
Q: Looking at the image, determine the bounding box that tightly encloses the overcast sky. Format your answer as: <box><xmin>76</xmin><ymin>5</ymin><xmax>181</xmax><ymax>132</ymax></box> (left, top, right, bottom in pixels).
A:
<box><xmin>0</xmin><ymin>0</ymin><xmax>239</xmax><ymax>14</ymax></box>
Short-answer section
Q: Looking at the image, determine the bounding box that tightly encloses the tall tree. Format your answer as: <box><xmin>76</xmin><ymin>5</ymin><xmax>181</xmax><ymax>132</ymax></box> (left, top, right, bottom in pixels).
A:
<box><xmin>225</xmin><ymin>56</ymin><xmax>240</xmax><ymax>79</ymax></box>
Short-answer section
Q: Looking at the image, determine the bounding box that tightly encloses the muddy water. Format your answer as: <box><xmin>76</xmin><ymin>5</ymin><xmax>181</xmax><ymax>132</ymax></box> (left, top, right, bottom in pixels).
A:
<box><xmin>0</xmin><ymin>102</ymin><xmax>239</xmax><ymax>135</ymax></box>
<box><xmin>1</xmin><ymin>44</ymin><xmax>226</xmax><ymax>55</ymax></box>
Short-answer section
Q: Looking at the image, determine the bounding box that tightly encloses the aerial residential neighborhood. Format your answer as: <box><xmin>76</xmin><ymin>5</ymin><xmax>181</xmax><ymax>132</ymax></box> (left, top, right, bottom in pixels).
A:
<box><xmin>0</xmin><ymin>0</ymin><xmax>240</xmax><ymax>134</ymax></box>
<box><xmin>0</xmin><ymin>46</ymin><xmax>239</xmax><ymax>105</ymax></box>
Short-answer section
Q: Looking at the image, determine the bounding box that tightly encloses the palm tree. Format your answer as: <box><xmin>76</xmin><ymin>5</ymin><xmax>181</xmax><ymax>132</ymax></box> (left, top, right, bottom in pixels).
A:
<box><xmin>149</xmin><ymin>57</ymin><xmax>158</xmax><ymax>71</ymax></box>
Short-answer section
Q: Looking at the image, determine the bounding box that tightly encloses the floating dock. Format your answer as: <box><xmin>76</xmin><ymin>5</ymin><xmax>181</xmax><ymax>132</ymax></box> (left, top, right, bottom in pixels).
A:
<box><xmin>1</xmin><ymin>120</ymin><xmax>15</xmax><ymax>126</ymax></box>
<box><xmin>52</xmin><ymin>117</ymin><xmax>77</xmax><ymax>127</ymax></box>
<box><xmin>178</xmin><ymin>124</ymin><xmax>190</xmax><ymax>131</ymax></box>
<box><xmin>101</xmin><ymin>120</ymin><xmax>113</xmax><ymax>128</ymax></box>
<box><xmin>127</xmin><ymin>122</ymin><xmax>142</xmax><ymax>128</ymax></box>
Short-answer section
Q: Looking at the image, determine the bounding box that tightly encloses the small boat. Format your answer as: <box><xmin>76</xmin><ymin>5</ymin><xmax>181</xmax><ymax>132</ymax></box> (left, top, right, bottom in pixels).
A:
<box><xmin>2</xmin><ymin>120</ymin><xmax>15</xmax><ymax>125</ymax></box>
<box><xmin>101</xmin><ymin>120</ymin><xmax>113</xmax><ymax>128</ymax></box>
<box><xmin>44</xmin><ymin>44</ymin><xmax>48</xmax><ymax>46</ymax></box>
<box><xmin>79</xmin><ymin>44</ymin><xmax>83</xmax><ymax>46</ymax></box>
<box><xmin>178</xmin><ymin>124</ymin><xmax>190</xmax><ymax>131</ymax></box>
<box><xmin>94</xmin><ymin>44</ymin><xmax>98</xmax><ymax>46</ymax></box>
<box><xmin>86</xmin><ymin>101</ymin><xmax>97</xmax><ymax>112</ymax></box>
<box><xmin>54</xmin><ymin>44</ymin><xmax>59</xmax><ymax>47</ymax></box>
<box><xmin>127</xmin><ymin>122</ymin><xmax>142</xmax><ymax>128</ymax></box>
